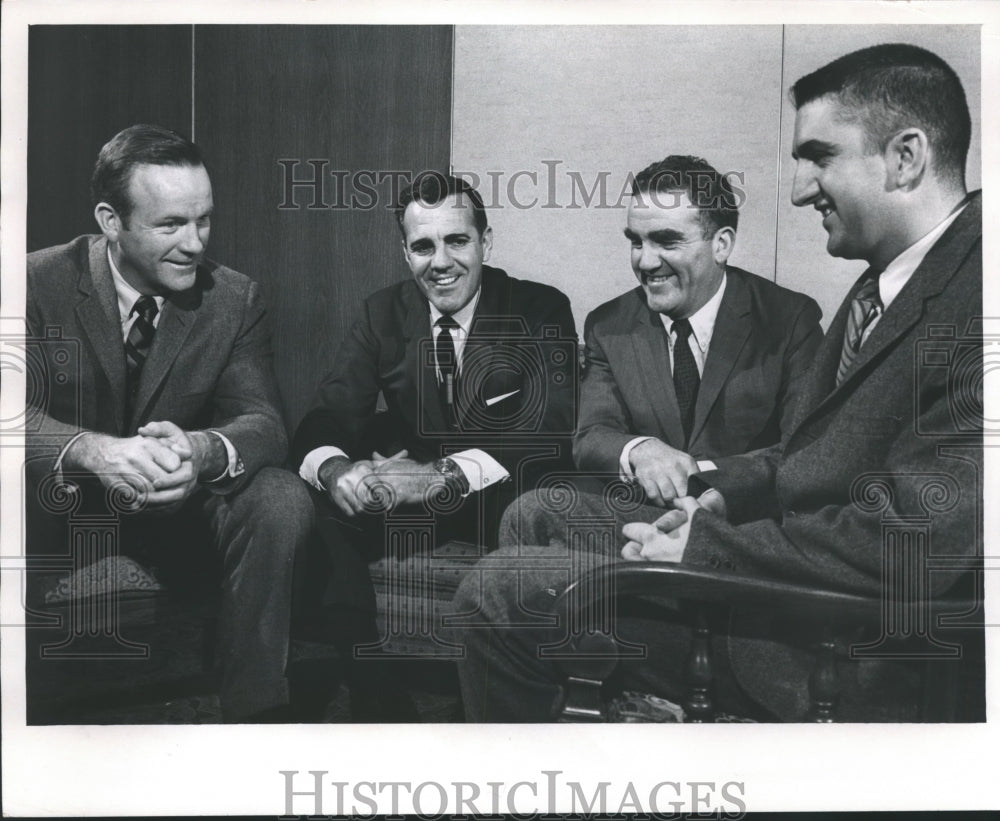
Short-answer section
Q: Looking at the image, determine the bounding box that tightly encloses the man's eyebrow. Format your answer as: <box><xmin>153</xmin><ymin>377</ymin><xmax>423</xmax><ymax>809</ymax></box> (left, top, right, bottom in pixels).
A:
<box><xmin>647</xmin><ymin>228</ymin><xmax>685</xmax><ymax>244</ymax></box>
<box><xmin>792</xmin><ymin>139</ymin><xmax>836</xmax><ymax>161</ymax></box>
<box><xmin>623</xmin><ymin>228</ymin><xmax>639</xmax><ymax>241</ymax></box>
<box><xmin>444</xmin><ymin>232</ymin><xmax>471</xmax><ymax>241</ymax></box>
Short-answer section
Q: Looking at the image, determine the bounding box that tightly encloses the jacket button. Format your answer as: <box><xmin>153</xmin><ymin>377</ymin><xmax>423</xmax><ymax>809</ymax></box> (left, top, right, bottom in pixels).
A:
<box><xmin>723</xmin><ymin>560</ymin><xmax>735</xmax><ymax>570</ymax></box>
<box><xmin>709</xmin><ymin>557</ymin><xmax>720</xmax><ymax>569</ymax></box>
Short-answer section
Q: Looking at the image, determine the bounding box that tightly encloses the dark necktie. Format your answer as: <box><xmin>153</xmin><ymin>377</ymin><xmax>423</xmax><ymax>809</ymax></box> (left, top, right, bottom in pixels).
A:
<box><xmin>672</xmin><ymin>317</ymin><xmax>700</xmax><ymax>443</ymax></box>
<box><xmin>836</xmin><ymin>274</ymin><xmax>882</xmax><ymax>386</ymax></box>
<box><xmin>125</xmin><ymin>295</ymin><xmax>159</xmax><ymax>417</ymax></box>
<box><xmin>435</xmin><ymin>315</ymin><xmax>459</xmax><ymax>427</ymax></box>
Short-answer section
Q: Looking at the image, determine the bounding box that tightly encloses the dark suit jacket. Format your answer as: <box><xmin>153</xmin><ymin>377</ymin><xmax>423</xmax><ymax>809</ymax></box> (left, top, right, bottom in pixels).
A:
<box><xmin>292</xmin><ymin>264</ymin><xmax>577</xmax><ymax>498</ymax></box>
<box><xmin>26</xmin><ymin>235</ymin><xmax>287</xmax><ymax>492</ymax></box>
<box><xmin>574</xmin><ymin>266</ymin><xmax>823</xmax><ymax>471</ymax></box>
<box><xmin>687</xmin><ymin>193</ymin><xmax>983</xmax><ymax>719</ymax></box>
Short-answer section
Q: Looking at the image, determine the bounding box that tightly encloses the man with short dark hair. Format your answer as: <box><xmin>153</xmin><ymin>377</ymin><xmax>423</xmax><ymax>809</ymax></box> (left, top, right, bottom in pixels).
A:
<box><xmin>291</xmin><ymin>173</ymin><xmax>576</xmax><ymax>716</ymax></box>
<box><xmin>454</xmin><ymin>43</ymin><xmax>982</xmax><ymax>722</ymax></box>
<box><xmin>26</xmin><ymin>124</ymin><xmax>312</xmax><ymax>723</ymax></box>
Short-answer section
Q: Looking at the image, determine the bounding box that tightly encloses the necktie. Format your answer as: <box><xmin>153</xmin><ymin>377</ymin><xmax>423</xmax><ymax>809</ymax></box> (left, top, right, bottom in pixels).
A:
<box><xmin>125</xmin><ymin>295</ymin><xmax>159</xmax><ymax>418</ymax></box>
<box><xmin>672</xmin><ymin>317</ymin><xmax>700</xmax><ymax>443</ymax></box>
<box><xmin>435</xmin><ymin>315</ymin><xmax>459</xmax><ymax>427</ymax></box>
<box><xmin>836</xmin><ymin>274</ymin><xmax>882</xmax><ymax>386</ymax></box>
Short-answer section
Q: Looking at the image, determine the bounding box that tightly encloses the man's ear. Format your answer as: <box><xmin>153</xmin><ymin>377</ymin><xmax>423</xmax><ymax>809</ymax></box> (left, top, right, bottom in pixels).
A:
<box><xmin>711</xmin><ymin>225</ymin><xmax>736</xmax><ymax>265</ymax></box>
<box><xmin>886</xmin><ymin>127</ymin><xmax>929</xmax><ymax>190</ymax></box>
<box><xmin>94</xmin><ymin>202</ymin><xmax>122</xmax><ymax>241</ymax></box>
<box><xmin>480</xmin><ymin>225</ymin><xmax>493</xmax><ymax>263</ymax></box>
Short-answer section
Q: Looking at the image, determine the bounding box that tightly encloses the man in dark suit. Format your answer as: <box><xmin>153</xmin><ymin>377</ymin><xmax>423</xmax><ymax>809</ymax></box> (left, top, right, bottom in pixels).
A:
<box><xmin>454</xmin><ymin>43</ymin><xmax>982</xmax><ymax>721</ymax></box>
<box><xmin>26</xmin><ymin>124</ymin><xmax>313</xmax><ymax>722</ymax></box>
<box><xmin>503</xmin><ymin>156</ymin><xmax>822</xmax><ymax>549</ymax></box>
<box><xmin>291</xmin><ymin>174</ymin><xmax>576</xmax><ymax>713</ymax></box>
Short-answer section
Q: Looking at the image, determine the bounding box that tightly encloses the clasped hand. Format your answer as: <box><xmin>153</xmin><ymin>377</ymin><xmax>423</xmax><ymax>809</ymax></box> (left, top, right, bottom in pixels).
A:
<box><xmin>621</xmin><ymin>488</ymin><xmax>726</xmax><ymax>562</ymax></box>
<box><xmin>323</xmin><ymin>450</ymin><xmax>443</xmax><ymax>517</ymax></box>
<box><xmin>66</xmin><ymin>420</ymin><xmax>208</xmax><ymax>512</ymax></box>
<box><xmin>629</xmin><ymin>438</ymin><xmax>700</xmax><ymax>505</ymax></box>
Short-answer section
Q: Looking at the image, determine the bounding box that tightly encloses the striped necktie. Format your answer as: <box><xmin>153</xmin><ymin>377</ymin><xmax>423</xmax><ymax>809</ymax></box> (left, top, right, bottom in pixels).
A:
<box><xmin>435</xmin><ymin>315</ymin><xmax>459</xmax><ymax>427</ymax></box>
<box><xmin>125</xmin><ymin>295</ymin><xmax>159</xmax><ymax>417</ymax></box>
<box><xmin>836</xmin><ymin>274</ymin><xmax>882</xmax><ymax>386</ymax></box>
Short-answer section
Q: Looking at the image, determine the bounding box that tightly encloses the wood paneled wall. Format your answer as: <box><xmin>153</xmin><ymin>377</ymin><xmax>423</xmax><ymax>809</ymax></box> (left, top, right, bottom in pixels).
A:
<box><xmin>27</xmin><ymin>25</ymin><xmax>453</xmax><ymax>433</ymax></box>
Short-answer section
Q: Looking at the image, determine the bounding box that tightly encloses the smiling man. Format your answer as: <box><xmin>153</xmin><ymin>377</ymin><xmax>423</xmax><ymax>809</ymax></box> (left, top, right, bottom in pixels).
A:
<box><xmin>25</xmin><ymin>124</ymin><xmax>313</xmax><ymax>723</ymax></box>
<box><xmin>291</xmin><ymin>173</ymin><xmax>576</xmax><ymax>718</ymax></box>
<box><xmin>454</xmin><ymin>44</ymin><xmax>983</xmax><ymax>723</ymax></box>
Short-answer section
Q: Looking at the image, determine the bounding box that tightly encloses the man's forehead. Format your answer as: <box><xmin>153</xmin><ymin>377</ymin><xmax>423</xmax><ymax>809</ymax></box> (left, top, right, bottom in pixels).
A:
<box><xmin>403</xmin><ymin>193</ymin><xmax>478</xmax><ymax>234</ymax></box>
<box><xmin>127</xmin><ymin>162</ymin><xmax>212</xmax><ymax>202</ymax></box>
<box><xmin>627</xmin><ymin>190</ymin><xmax>702</xmax><ymax>229</ymax></box>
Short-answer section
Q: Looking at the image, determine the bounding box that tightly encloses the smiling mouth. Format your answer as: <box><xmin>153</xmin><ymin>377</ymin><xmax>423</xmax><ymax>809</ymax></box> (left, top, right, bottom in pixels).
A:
<box><xmin>430</xmin><ymin>274</ymin><xmax>460</xmax><ymax>287</ymax></box>
<box><xmin>816</xmin><ymin>203</ymin><xmax>834</xmax><ymax>220</ymax></box>
<box><xmin>642</xmin><ymin>273</ymin><xmax>676</xmax><ymax>286</ymax></box>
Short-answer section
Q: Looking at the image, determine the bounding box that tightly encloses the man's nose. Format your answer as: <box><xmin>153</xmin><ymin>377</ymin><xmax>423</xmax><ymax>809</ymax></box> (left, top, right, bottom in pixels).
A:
<box><xmin>636</xmin><ymin>243</ymin><xmax>661</xmax><ymax>272</ymax></box>
<box><xmin>431</xmin><ymin>243</ymin><xmax>452</xmax><ymax>270</ymax></box>
<box><xmin>791</xmin><ymin>163</ymin><xmax>819</xmax><ymax>207</ymax></box>
<box><xmin>178</xmin><ymin>222</ymin><xmax>207</xmax><ymax>254</ymax></box>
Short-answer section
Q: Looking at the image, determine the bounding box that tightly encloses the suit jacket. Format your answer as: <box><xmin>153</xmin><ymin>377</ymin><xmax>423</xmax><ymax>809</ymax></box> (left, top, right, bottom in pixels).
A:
<box><xmin>574</xmin><ymin>265</ymin><xmax>823</xmax><ymax>472</ymax></box>
<box><xmin>292</xmin><ymin>264</ymin><xmax>577</xmax><ymax>497</ymax></box>
<box><xmin>687</xmin><ymin>193</ymin><xmax>983</xmax><ymax>719</ymax></box>
<box><xmin>25</xmin><ymin>235</ymin><xmax>287</xmax><ymax>493</ymax></box>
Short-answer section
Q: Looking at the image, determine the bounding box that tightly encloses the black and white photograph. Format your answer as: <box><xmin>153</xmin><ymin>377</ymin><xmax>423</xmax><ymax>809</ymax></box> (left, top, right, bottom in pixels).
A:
<box><xmin>1</xmin><ymin>0</ymin><xmax>997</xmax><ymax>816</ymax></box>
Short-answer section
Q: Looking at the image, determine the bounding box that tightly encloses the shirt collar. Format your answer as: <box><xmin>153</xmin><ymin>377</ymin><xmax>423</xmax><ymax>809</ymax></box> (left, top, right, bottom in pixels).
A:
<box><xmin>108</xmin><ymin>247</ymin><xmax>165</xmax><ymax>322</ymax></box>
<box><xmin>878</xmin><ymin>201</ymin><xmax>968</xmax><ymax>312</ymax></box>
<box><xmin>659</xmin><ymin>271</ymin><xmax>727</xmax><ymax>353</ymax></box>
<box><xmin>429</xmin><ymin>288</ymin><xmax>481</xmax><ymax>337</ymax></box>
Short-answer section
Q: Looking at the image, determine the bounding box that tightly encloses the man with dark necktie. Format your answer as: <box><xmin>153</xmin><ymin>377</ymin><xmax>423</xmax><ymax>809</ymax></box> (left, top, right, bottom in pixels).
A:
<box><xmin>454</xmin><ymin>43</ymin><xmax>983</xmax><ymax>722</ymax></box>
<box><xmin>291</xmin><ymin>174</ymin><xmax>577</xmax><ymax>717</ymax></box>
<box><xmin>25</xmin><ymin>124</ymin><xmax>313</xmax><ymax>722</ymax></box>
<box><xmin>502</xmin><ymin>155</ymin><xmax>823</xmax><ymax>550</ymax></box>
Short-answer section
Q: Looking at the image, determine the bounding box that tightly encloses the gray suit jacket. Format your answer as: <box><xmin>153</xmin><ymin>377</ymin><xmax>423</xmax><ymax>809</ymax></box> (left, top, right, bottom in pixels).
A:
<box><xmin>26</xmin><ymin>235</ymin><xmax>287</xmax><ymax>492</ymax></box>
<box><xmin>574</xmin><ymin>266</ymin><xmax>823</xmax><ymax>471</ymax></box>
<box><xmin>688</xmin><ymin>193</ymin><xmax>983</xmax><ymax>719</ymax></box>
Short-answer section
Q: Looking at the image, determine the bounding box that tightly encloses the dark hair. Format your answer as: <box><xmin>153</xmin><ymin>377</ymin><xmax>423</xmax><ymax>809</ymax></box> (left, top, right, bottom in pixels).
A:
<box><xmin>90</xmin><ymin>124</ymin><xmax>204</xmax><ymax>225</ymax></box>
<box><xmin>630</xmin><ymin>155</ymin><xmax>740</xmax><ymax>237</ymax></box>
<box><xmin>395</xmin><ymin>173</ymin><xmax>488</xmax><ymax>237</ymax></box>
<box><xmin>790</xmin><ymin>43</ymin><xmax>970</xmax><ymax>185</ymax></box>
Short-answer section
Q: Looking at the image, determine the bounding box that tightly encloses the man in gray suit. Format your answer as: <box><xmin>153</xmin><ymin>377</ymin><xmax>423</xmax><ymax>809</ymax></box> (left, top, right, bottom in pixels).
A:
<box><xmin>455</xmin><ymin>43</ymin><xmax>982</xmax><ymax>721</ymax></box>
<box><xmin>26</xmin><ymin>124</ymin><xmax>313</xmax><ymax>722</ymax></box>
<box><xmin>502</xmin><ymin>155</ymin><xmax>822</xmax><ymax>546</ymax></box>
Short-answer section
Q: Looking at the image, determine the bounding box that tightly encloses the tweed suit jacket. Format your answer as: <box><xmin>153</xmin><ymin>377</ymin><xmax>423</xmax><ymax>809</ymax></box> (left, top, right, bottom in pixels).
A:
<box><xmin>686</xmin><ymin>193</ymin><xmax>983</xmax><ymax>719</ymax></box>
<box><xmin>574</xmin><ymin>265</ymin><xmax>823</xmax><ymax>471</ymax></box>
<box><xmin>26</xmin><ymin>234</ymin><xmax>287</xmax><ymax>492</ymax></box>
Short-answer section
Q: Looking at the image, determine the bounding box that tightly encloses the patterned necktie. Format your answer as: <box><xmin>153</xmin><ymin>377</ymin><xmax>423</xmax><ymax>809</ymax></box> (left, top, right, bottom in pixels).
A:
<box><xmin>836</xmin><ymin>274</ymin><xmax>882</xmax><ymax>386</ymax></box>
<box><xmin>435</xmin><ymin>315</ymin><xmax>459</xmax><ymax>427</ymax></box>
<box><xmin>672</xmin><ymin>317</ymin><xmax>700</xmax><ymax>443</ymax></box>
<box><xmin>124</xmin><ymin>295</ymin><xmax>159</xmax><ymax>417</ymax></box>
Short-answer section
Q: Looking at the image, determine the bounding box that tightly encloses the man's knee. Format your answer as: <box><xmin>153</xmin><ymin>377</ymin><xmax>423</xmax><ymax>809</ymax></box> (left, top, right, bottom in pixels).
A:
<box><xmin>230</xmin><ymin>467</ymin><xmax>314</xmax><ymax>538</ymax></box>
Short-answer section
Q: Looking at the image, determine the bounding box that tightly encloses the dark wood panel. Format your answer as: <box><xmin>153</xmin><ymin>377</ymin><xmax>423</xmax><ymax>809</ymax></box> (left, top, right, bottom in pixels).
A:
<box><xmin>194</xmin><ymin>26</ymin><xmax>453</xmax><ymax>433</ymax></box>
<box><xmin>27</xmin><ymin>26</ymin><xmax>193</xmax><ymax>251</ymax></box>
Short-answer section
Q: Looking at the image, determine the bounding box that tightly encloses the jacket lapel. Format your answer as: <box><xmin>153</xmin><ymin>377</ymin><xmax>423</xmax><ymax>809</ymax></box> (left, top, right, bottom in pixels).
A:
<box><xmin>630</xmin><ymin>299</ymin><xmax>686</xmax><ymax>448</ymax></box>
<box><xmin>791</xmin><ymin>192</ymin><xmax>982</xmax><ymax>437</ymax></box>
<box><xmin>74</xmin><ymin>237</ymin><xmax>127</xmax><ymax>433</ymax></box>
<box><xmin>689</xmin><ymin>270</ymin><xmax>751</xmax><ymax>445</ymax></box>
<box><xmin>130</xmin><ymin>285</ymin><xmax>198</xmax><ymax>428</ymax></box>
<box><xmin>400</xmin><ymin>282</ymin><xmax>448</xmax><ymax>434</ymax></box>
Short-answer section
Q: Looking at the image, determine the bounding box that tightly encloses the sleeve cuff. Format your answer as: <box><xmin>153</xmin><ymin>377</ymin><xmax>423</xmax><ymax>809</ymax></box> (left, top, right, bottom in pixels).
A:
<box><xmin>449</xmin><ymin>449</ymin><xmax>509</xmax><ymax>493</ymax></box>
<box><xmin>299</xmin><ymin>445</ymin><xmax>349</xmax><ymax>491</ymax></box>
<box><xmin>619</xmin><ymin>436</ymin><xmax>654</xmax><ymax>481</ymax></box>
<box><xmin>203</xmin><ymin>431</ymin><xmax>246</xmax><ymax>484</ymax></box>
<box><xmin>696</xmin><ymin>460</ymin><xmax>716</xmax><ymax>472</ymax></box>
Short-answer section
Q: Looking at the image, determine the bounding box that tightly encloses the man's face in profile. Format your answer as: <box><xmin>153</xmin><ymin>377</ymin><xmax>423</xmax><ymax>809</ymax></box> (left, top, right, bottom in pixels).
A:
<box><xmin>624</xmin><ymin>191</ymin><xmax>728</xmax><ymax>320</ymax></box>
<box><xmin>102</xmin><ymin>162</ymin><xmax>214</xmax><ymax>296</ymax></box>
<box><xmin>791</xmin><ymin>95</ymin><xmax>893</xmax><ymax>266</ymax></box>
<box><xmin>402</xmin><ymin>193</ymin><xmax>493</xmax><ymax>315</ymax></box>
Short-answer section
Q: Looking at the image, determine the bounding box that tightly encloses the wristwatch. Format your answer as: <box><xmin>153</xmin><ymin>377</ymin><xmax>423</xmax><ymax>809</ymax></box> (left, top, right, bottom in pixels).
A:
<box><xmin>433</xmin><ymin>456</ymin><xmax>471</xmax><ymax>497</ymax></box>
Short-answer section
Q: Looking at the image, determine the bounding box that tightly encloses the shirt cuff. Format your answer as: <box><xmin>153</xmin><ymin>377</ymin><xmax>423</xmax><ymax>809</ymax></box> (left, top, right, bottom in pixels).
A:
<box><xmin>299</xmin><ymin>446</ymin><xmax>349</xmax><ymax>491</ymax></box>
<box><xmin>449</xmin><ymin>449</ymin><xmax>509</xmax><ymax>493</ymax></box>
<box><xmin>53</xmin><ymin>431</ymin><xmax>89</xmax><ymax>483</ymax></box>
<box><xmin>203</xmin><ymin>431</ymin><xmax>245</xmax><ymax>484</ymax></box>
<box><xmin>696</xmin><ymin>460</ymin><xmax>716</xmax><ymax>472</ymax></box>
<box><xmin>619</xmin><ymin>436</ymin><xmax>654</xmax><ymax>481</ymax></box>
